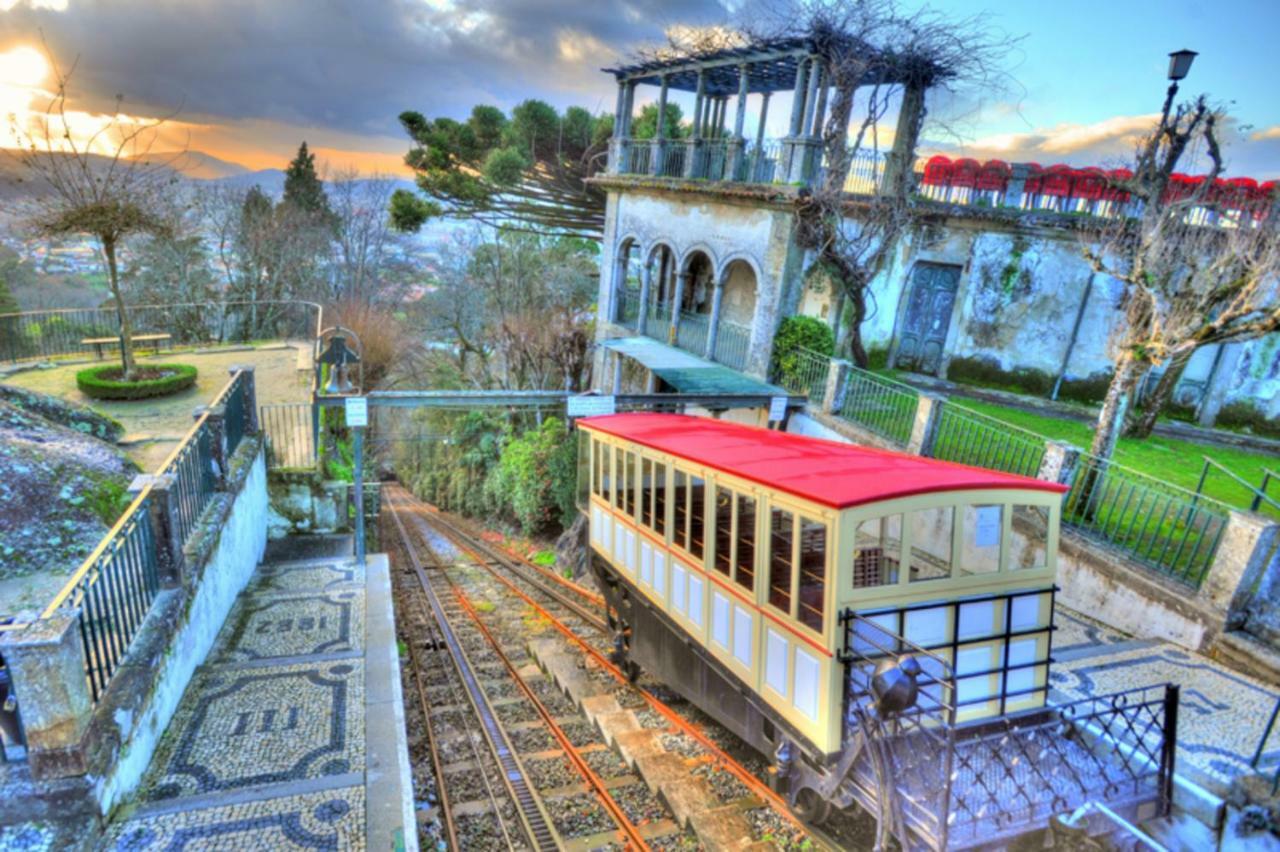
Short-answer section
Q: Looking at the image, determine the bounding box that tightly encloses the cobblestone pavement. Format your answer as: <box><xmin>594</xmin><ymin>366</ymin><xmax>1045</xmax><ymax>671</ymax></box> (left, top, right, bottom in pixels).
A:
<box><xmin>100</xmin><ymin>553</ymin><xmax>413</xmax><ymax>851</ymax></box>
<box><xmin>1052</xmin><ymin>605</ymin><xmax>1280</xmax><ymax>796</ymax></box>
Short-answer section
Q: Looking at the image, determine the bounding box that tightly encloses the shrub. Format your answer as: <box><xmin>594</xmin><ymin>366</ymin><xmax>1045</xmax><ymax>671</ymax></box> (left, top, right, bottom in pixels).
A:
<box><xmin>76</xmin><ymin>363</ymin><xmax>197</xmax><ymax>400</ymax></box>
<box><xmin>771</xmin><ymin>315</ymin><xmax>834</xmax><ymax>387</ymax></box>
<box><xmin>485</xmin><ymin>417</ymin><xmax>577</xmax><ymax>535</ymax></box>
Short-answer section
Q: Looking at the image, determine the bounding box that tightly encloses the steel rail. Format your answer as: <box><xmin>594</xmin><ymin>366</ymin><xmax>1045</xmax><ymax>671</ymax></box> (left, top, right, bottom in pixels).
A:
<box><xmin>391</xmin><ymin>486</ymin><xmax>822</xmax><ymax>847</ymax></box>
<box><xmin>385</xmin><ymin>491</ymin><xmax>541</xmax><ymax>851</ymax></box>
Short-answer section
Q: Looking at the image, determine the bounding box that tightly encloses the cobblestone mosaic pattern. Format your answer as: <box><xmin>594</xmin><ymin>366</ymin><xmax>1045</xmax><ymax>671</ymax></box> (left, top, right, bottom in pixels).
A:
<box><xmin>0</xmin><ymin>822</ymin><xmax>57</xmax><ymax>852</ymax></box>
<box><xmin>1052</xmin><ymin>642</ymin><xmax>1280</xmax><ymax>792</ymax></box>
<box><xmin>1053</xmin><ymin>606</ymin><xmax>1131</xmax><ymax>656</ymax></box>
<box><xmin>107</xmin><ymin>786</ymin><xmax>366</xmax><ymax>851</ymax></box>
<box><xmin>252</xmin><ymin>560</ymin><xmax>363</xmax><ymax>595</ymax></box>
<box><xmin>213</xmin><ymin>592</ymin><xmax>363</xmax><ymax>661</ymax></box>
<box><xmin>142</xmin><ymin>660</ymin><xmax>365</xmax><ymax>800</ymax></box>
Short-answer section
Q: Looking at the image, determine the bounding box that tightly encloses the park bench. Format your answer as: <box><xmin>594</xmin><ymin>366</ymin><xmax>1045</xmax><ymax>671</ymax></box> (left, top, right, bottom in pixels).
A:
<box><xmin>80</xmin><ymin>333</ymin><xmax>172</xmax><ymax>359</ymax></box>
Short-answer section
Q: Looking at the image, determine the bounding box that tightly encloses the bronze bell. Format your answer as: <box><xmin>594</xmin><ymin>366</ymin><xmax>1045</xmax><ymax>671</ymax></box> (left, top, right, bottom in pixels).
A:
<box><xmin>871</xmin><ymin>654</ymin><xmax>922</xmax><ymax>716</ymax></box>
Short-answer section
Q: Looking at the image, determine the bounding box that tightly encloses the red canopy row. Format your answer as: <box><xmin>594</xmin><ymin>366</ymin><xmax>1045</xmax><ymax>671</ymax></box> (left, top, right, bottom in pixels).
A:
<box><xmin>920</xmin><ymin>155</ymin><xmax>1277</xmax><ymax>207</ymax></box>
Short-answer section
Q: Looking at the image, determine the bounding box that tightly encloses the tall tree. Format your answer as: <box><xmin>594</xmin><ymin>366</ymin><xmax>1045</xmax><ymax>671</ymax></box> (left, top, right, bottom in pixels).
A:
<box><xmin>6</xmin><ymin>52</ymin><xmax>179</xmax><ymax>379</ymax></box>
<box><xmin>326</xmin><ymin>167</ymin><xmax>407</xmax><ymax>304</ymax></box>
<box><xmin>282</xmin><ymin>142</ymin><xmax>333</xmax><ymax>221</ymax></box>
<box><xmin>391</xmin><ymin>101</ymin><xmax>611</xmax><ymax>239</ymax></box>
<box><xmin>1083</xmin><ymin>99</ymin><xmax>1280</xmax><ymax>452</ymax></box>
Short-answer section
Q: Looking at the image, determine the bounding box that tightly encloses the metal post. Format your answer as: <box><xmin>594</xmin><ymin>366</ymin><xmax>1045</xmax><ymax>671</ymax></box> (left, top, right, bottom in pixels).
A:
<box><xmin>353</xmin><ymin>426</ymin><xmax>366</xmax><ymax>566</ymax></box>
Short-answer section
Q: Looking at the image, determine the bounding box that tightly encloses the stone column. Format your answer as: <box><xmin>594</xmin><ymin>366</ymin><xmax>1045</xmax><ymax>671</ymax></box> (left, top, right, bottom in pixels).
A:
<box><xmin>810</xmin><ymin>68</ymin><xmax>829</xmax><ymax>136</ymax></box>
<box><xmin>609</xmin><ymin>80</ymin><xmax>627</xmax><ymax>174</ymax></box>
<box><xmin>669</xmin><ymin>272</ymin><xmax>688</xmax><ymax>346</ymax></box>
<box><xmin>906</xmin><ymin>393</ymin><xmax>946</xmax><ymax>456</ymax></box>
<box><xmin>130</xmin><ymin>472</ymin><xmax>185</xmax><ymax>586</ymax></box>
<box><xmin>1199</xmin><ymin>511</ymin><xmax>1280</xmax><ymax>619</ymax></box>
<box><xmin>704</xmin><ymin>274</ymin><xmax>726</xmax><ymax>360</ymax></box>
<box><xmin>0</xmin><ymin>615</ymin><xmax>92</xmax><ymax>779</ymax></box>
<box><xmin>822</xmin><ymin>358</ymin><xmax>852</xmax><ymax>413</ymax></box>
<box><xmin>727</xmin><ymin>64</ymin><xmax>749</xmax><ymax>181</ymax></box>
<box><xmin>686</xmin><ymin>70</ymin><xmax>706</xmax><ymax>179</ymax></box>
<box><xmin>611</xmin><ymin>352</ymin><xmax>623</xmax><ymax>394</ymax></box>
<box><xmin>651</xmin><ymin>74</ymin><xmax>669</xmax><ymax>176</ymax></box>
<box><xmin>1036</xmin><ymin>441</ymin><xmax>1082</xmax><ymax>488</ymax></box>
<box><xmin>881</xmin><ymin>81</ymin><xmax>925</xmax><ymax>195</ymax></box>
<box><xmin>801</xmin><ymin>58</ymin><xmax>822</xmax><ymax>137</ymax></box>
<box><xmin>636</xmin><ymin>261</ymin><xmax>653</xmax><ymax>336</ymax></box>
<box><xmin>194</xmin><ymin>404</ymin><xmax>228</xmax><ymax>491</ymax></box>
<box><xmin>787</xmin><ymin>58</ymin><xmax>809</xmax><ymax>136</ymax></box>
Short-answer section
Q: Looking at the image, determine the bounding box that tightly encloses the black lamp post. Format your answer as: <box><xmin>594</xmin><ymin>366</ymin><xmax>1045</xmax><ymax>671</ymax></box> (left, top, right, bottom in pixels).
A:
<box><xmin>1160</xmin><ymin>49</ymin><xmax>1198</xmax><ymax>126</ymax></box>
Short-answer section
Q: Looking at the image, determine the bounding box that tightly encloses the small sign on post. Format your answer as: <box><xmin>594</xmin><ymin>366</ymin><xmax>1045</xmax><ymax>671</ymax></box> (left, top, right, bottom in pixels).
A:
<box><xmin>768</xmin><ymin>396</ymin><xmax>788</xmax><ymax>423</ymax></box>
<box><xmin>344</xmin><ymin>397</ymin><xmax>369</xmax><ymax>566</ymax></box>
<box><xmin>344</xmin><ymin>396</ymin><xmax>368</xmax><ymax>428</ymax></box>
<box><xmin>566</xmin><ymin>395</ymin><xmax>616</xmax><ymax>418</ymax></box>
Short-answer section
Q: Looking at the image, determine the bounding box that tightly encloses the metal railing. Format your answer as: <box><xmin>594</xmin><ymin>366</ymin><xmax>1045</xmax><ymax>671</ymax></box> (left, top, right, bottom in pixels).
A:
<box><xmin>658</xmin><ymin>141</ymin><xmax>690</xmax><ymax>178</ymax></box>
<box><xmin>740</xmin><ymin>140</ymin><xmax>781</xmax><ymax>183</ymax></box>
<box><xmin>615</xmin><ymin>289</ymin><xmax>640</xmax><ymax>325</ymax></box>
<box><xmin>773</xmin><ymin>346</ymin><xmax>830</xmax><ymax>399</ymax></box>
<box><xmin>694</xmin><ymin>140</ymin><xmax>731</xmax><ymax>181</ymax></box>
<box><xmin>842</xmin><ymin>149</ymin><xmax>887</xmax><ymax>196</ymax></box>
<box><xmin>31</xmin><ymin>369</ymin><xmax>258</xmax><ymax>708</ymax></box>
<box><xmin>836</xmin><ymin>365</ymin><xmax>920</xmax><ymax>447</ymax></box>
<box><xmin>929</xmin><ymin>402</ymin><xmax>1048</xmax><ymax>478</ymax></box>
<box><xmin>842</xmin><ymin>612</ymin><xmax>1177</xmax><ymax>851</ymax></box>
<box><xmin>712</xmin><ymin>321</ymin><xmax>751</xmax><ymax>372</ymax></box>
<box><xmin>674</xmin><ymin>310</ymin><xmax>710</xmax><ymax>356</ymax></box>
<box><xmin>1195</xmin><ymin>457</ymin><xmax>1280</xmax><ymax>518</ymax></box>
<box><xmin>0</xmin><ymin>300</ymin><xmax>322</xmax><ymax>365</ymax></box>
<box><xmin>625</xmin><ymin>141</ymin><xmax>652</xmax><ymax>176</ymax></box>
<box><xmin>261</xmin><ymin>402</ymin><xmax>318</xmax><ymax>469</ymax></box>
<box><xmin>1064</xmin><ymin>454</ymin><xmax>1229</xmax><ymax>587</ymax></box>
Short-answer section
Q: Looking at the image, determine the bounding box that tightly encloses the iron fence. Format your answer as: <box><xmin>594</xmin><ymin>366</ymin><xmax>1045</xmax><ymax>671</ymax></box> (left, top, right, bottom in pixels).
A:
<box><xmin>1063</xmin><ymin>454</ymin><xmax>1229</xmax><ymax>587</ymax></box>
<box><xmin>0</xmin><ymin>300</ymin><xmax>322</xmax><ymax>365</ymax></box>
<box><xmin>695</xmin><ymin>140</ymin><xmax>731</xmax><ymax>181</ymax></box>
<box><xmin>44</xmin><ymin>491</ymin><xmax>162</xmax><ymax>703</ymax></box>
<box><xmin>659</xmin><ymin>141</ymin><xmax>691</xmax><ymax>178</ymax></box>
<box><xmin>216</xmin><ymin>370</ymin><xmax>250</xmax><ymax>457</ymax></box>
<box><xmin>261</xmin><ymin>402</ymin><xmax>318</xmax><ymax>469</ymax></box>
<box><xmin>774</xmin><ymin>346</ymin><xmax>830</xmax><ymax>399</ymax></box>
<box><xmin>842</xmin><ymin>149</ymin><xmax>887</xmax><ymax>196</ymax></box>
<box><xmin>712</xmin><ymin>321</ymin><xmax>751</xmax><ymax>372</ymax></box>
<box><xmin>842</xmin><ymin>612</ymin><xmax>1177</xmax><ymax>851</ymax></box>
<box><xmin>741</xmin><ymin>140</ymin><xmax>781</xmax><ymax>183</ymax></box>
<box><xmin>624</xmin><ymin>141</ymin><xmax>652</xmax><ymax>175</ymax></box>
<box><xmin>929</xmin><ymin>403</ymin><xmax>1047</xmax><ymax>478</ymax></box>
<box><xmin>835</xmin><ymin>366</ymin><xmax>919</xmax><ymax>447</ymax></box>
<box><xmin>615</xmin><ymin>289</ymin><xmax>640</xmax><ymax>325</ymax></box>
<box><xmin>644</xmin><ymin>302</ymin><xmax>673</xmax><ymax>340</ymax></box>
<box><xmin>674</xmin><ymin>311</ymin><xmax>710</xmax><ymax>356</ymax></box>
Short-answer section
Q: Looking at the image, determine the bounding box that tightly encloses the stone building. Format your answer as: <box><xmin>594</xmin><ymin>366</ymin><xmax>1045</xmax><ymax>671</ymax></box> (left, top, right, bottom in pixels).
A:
<box><xmin>590</xmin><ymin>39</ymin><xmax>1279</xmax><ymax>430</ymax></box>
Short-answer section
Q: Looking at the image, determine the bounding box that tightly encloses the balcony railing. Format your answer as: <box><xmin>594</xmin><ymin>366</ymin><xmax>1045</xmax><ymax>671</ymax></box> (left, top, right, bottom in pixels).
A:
<box><xmin>613</xmin><ymin>289</ymin><xmax>752</xmax><ymax>371</ymax></box>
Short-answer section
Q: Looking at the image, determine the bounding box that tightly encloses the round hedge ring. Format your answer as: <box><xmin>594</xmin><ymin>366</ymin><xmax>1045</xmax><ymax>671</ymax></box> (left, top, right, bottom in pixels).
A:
<box><xmin>76</xmin><ymin>364</ymin><xmax>199</xmax><ymax>401</ymax></box>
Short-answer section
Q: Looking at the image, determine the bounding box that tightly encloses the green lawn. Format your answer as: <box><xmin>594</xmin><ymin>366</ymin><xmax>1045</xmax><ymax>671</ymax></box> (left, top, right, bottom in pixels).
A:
<box><xmin>951</xmin><ymin>398</ymin><xmax>1280</xmax><ymax>519</ymax></box>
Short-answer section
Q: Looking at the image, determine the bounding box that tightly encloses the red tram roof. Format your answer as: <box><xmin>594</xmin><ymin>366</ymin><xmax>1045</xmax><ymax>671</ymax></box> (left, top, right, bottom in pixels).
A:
<box><xmin>580</xmin><ymin>413</ymin><xmax>1068</xmax><ymax>510</ymax></box>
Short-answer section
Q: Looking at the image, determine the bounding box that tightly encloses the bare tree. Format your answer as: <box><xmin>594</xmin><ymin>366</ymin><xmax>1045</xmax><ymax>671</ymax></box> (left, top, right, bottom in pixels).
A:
<box><xmin>1083</xmin><ymin>99</ymin><xmax>1280</xmax><ymax>453</ymax></box>
<box><xmin>327</xmin><ymin>167</ymin><xmax>405</xmax><ymax>304</ymax></box>
<box><xmin>6</xmin><ymin>51</ymin><xmax>182</xmax><ymax>379</ymax></box>
<box><xmin>757</xmin><ymin>0</ymin><xmax>1014</xmax><ymax>366</ymax></box>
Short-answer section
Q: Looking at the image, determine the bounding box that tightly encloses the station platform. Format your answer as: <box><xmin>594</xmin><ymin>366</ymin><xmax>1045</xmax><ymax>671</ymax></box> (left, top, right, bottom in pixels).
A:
<box><xmin>100</xmin><ymin>549</ymin><xmax>414</xmax><ymax>851</ymax></box>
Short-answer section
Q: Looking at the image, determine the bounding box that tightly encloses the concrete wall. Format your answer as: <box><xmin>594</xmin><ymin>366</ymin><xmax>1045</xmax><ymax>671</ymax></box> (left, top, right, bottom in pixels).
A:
<box><xmin>92</xmin><ymin>443</ymin><xmax>268</xmax><ymax>816</ymax></box>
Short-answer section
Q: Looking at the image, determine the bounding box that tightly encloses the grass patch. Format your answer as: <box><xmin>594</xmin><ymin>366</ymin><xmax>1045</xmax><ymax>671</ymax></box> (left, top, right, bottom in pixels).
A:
<box><xmin>952</xmin><ymin>398</ymin><xmax>1280</xmax><ymax>518</ymax></box>
<box><xmin>531</xmin><ymin>549</ymin><xmax>556</xmax><ymax>567</ymax></box>
<box><xmin>473</xmin><ymin>600</ymin><xmax>496</xmax><ymax>613</ymax></box>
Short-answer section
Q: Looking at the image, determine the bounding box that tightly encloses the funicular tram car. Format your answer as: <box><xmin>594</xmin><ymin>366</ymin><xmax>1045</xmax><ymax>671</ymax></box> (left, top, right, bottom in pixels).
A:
<box><xmin>577</xmin><ymin>413</ymin><xmax>1179</xmax><ymax>850</ymax></box>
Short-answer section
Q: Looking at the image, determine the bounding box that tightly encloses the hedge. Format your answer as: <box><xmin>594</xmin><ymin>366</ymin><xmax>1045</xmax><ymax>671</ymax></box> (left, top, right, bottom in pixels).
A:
<box><xmin>76</xmin><ymin>363</ymin><xmax>198</xmax><ymax>400</ymax></box>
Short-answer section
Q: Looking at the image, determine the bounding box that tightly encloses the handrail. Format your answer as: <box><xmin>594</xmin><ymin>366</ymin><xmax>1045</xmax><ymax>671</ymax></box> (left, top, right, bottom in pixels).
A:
<box><xmin>0</xmin><ymin>298</ymin><xmax>323</xmax><ymax>322</ymax></box>
<box><xmin>1194</xmin><ymin>456</ymin><xmax>1280</xmax><ymax>513</ymax></box>
<box><xmin>41</xmin><ymin>483</ymin><xmax>155</xmax><ymax>618</ymax></box>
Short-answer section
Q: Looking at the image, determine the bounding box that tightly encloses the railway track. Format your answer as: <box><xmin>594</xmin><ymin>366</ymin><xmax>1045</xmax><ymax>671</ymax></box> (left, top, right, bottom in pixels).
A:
<box><xmin>386</xmin><ymin>487</ymin><xmax>658</xmax><ymax>851</ymax></box>
<box><xmin>386</xmin><ymin>485</ymin><xmax>861</xmax><ymax>851</ymax></box>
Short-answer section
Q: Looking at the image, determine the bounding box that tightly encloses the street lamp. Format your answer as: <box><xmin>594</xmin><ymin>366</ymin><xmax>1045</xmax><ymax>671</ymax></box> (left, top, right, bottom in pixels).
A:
<box><xmin>1161</xmin><ymin>49</ymin><xmax>1198</xmax><ymax>125</ymax></box>
<box><xmin>1167</xmin><ymin>49</ymin><xmax>1198</xmax><ymax>82</ymax></box>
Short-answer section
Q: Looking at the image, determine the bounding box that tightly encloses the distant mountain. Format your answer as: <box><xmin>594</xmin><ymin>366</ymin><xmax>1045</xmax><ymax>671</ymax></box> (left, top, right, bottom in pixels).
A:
<box><xmin>158</xmin><ymin>150</ymin><xmax>253</xmax><ymax>180</ymax></box>
<box><xmin>210</xmin><ymin>167</ymin><xmax>287</xmax><ymax>196</ymax></box>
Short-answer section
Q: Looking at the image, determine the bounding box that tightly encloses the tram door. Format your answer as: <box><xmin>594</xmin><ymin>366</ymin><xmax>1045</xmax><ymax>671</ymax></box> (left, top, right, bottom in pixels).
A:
<box><xmin>895</xmin><ymin>262</ymin><xmax>961</xmax><ymax>375</ymax></box>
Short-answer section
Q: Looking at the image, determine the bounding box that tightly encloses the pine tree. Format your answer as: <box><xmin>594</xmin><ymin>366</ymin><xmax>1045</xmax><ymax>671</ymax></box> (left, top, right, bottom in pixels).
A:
<box><xmin>282</xmin><ymin>142</ymin><xmax>332</xmax><ymax>221</ymax></box>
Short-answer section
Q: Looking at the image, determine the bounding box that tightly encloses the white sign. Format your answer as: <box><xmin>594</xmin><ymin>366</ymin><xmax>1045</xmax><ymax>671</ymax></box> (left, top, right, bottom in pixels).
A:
<box><xmin>975</xmin><ymin>505</ymin><xmax>1001</xmax><ymax>548</ymax></box>
<box><xmin>567</xmin><ymin>395</ymin><xmax>616</xmax><ymax>418</ymax></box>
<box><xmin>768</xmin><ymin>396</ymin><xmax>788</xmax><ymax>422</ymax></box>
<box><xmin>344</xmin><ymin>396</ymin><xmax>369</xmax><ymax>428</ymax></box>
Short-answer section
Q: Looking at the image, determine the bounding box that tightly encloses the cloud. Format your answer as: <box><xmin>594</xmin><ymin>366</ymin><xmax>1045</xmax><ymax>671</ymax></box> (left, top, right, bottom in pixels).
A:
<box><xmin>0</xmin><ymin>0</ymin><xmax>728</xmax><ymax>169</ymax></box>
<box><xmin>1251</xmin><ymin>125</ymin><xmax>1280</xmax><ymax>142</ymax></box>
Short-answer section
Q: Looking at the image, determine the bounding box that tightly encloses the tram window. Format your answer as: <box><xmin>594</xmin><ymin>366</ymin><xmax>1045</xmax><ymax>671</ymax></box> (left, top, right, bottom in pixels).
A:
<box><xmin>1011</xmin><ymin>505</ymin><xmax>1047</xmax><ymax>570</ymax></box>
<box><xmin>960</xmin><ymin>505</ymin><xmax>1002</xmax><ymax>575</ymax></box>
<box><xmin>653</xmin><ymin>463</ymin><xmax>667</xmax><ymax>536</ymax></box>
<box><xmin>853</xmin><ymin>515</ymin><xmax>902</xmax><ymax>588</ymax></box>
<box><xmin>577</xmin><ymin>432</ymin><xmax>591</xmax><ymax>511</ymax></box>
<box><xmin>909</xmin><ymin>506</ymin><xmax>954</xmax><ymax>583</ymax></box>
<box><xmin>624</xmin><ymin>452</ymin><xmax>637</xmax><ymax>517</ymax></box>
<box><xmin>714</xmin><ymin>487</ymin><xmax>733</xmax><ymax>576</ymax></box>
<box><xmin>674</xmin><ymin>470</ymin><xmax>689</xmax><ymax>550</ymax></box>
<box><xmin>599</xmin><ymin>443</ymin><xmax>612</xmax><ymax>503</ymax></box>
<box><xmin>613</xmin><ymin>448</ymin><xmax>624</xmax><ymax>510</ymax></box>
<box><xmin>735</xmin><ymin>495</ymin><xmax>756</xmax><ymax>593</ymax></box>
<box><xmin>640</xmin><ymin>458</ymin><xmax>654</xmax><ymax>528</ymax></box>
<box><xmin>689</xmin><ymin>476</ymin><xmax>706</xmax><ymax>559</ymax></box>
<box><xmin>798</xmin><ymin>517</ymin><xmax>826</xmax><ymax>632</ymax></box>
<box><xmin>769</xmin><ymin>508</ymin><xmax>794</xmax><ymax>614</ymax></box>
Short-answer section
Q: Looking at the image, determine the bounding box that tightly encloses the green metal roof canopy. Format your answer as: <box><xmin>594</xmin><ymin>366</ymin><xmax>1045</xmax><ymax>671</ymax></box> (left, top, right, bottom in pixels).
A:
<box><xmin>600</xmin><ymin>336</ymin><xmax>786</xmax><ymax>396</ymax></box>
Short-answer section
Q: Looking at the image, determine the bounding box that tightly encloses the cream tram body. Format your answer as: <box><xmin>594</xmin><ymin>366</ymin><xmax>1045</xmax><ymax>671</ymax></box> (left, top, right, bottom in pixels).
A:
<box><xmin>578</xmin><ymin>413</ymin><xmax>1066</xmax><ymax>758</ymax></box>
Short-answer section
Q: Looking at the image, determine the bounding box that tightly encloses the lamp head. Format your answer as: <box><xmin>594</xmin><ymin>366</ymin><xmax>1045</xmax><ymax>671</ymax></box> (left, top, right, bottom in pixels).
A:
<box><xmin>1167</xmin><ymin>49</ymin><xmax>1197</xmax><ymax>82</ymax></box>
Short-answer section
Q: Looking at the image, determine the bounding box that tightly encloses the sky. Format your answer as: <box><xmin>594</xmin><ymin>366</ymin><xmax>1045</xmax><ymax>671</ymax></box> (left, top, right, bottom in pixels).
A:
<box><xmin>0</xmin><ymin>0</ymin><xmax>1277</xmax><ymax>179</ymax></box>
